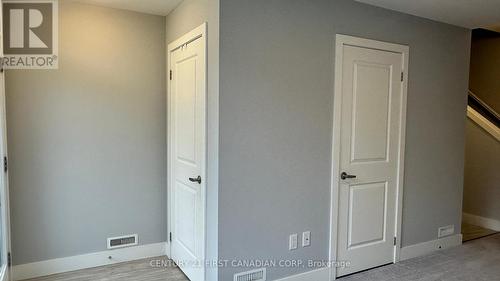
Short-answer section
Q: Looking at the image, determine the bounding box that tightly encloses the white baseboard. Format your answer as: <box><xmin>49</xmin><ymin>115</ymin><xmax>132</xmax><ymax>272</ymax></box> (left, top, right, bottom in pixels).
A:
<box><xmin>13</xmin><ymin>242</ymin><xmax>168</xmax><ymax>281</ymax></box>
<box><xmin>165</xmin><ymin>241</ymin><xmax>171</xmax><ymax>258</ymax></box>
<box><xmin>273</xmin><ymin>267</ymin><xmax>330</xmax><ymax>281</ymax></box>
<box><xmin>399</xmin><ymin>234</ymin><xmax>462</xmax><ymax>261</ymax></box>
<box><xmin>463</xmin><ymin>212</ymin><xmax>500</xmax><ymax>232</ymax></box>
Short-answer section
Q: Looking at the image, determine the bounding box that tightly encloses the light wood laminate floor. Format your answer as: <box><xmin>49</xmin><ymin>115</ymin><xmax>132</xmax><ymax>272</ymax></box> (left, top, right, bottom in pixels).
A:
<box><xmin>21</xmin><ymin>256</ymin><xmax>188</xmax><ymax>281</ymax></box>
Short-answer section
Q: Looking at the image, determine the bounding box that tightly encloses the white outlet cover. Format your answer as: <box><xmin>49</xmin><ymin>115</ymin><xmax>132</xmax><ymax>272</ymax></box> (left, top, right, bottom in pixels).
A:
<box><xmin>289</xmin><ymin>234</ymin><xmax>298</xmax><ymax>250</ymax></box>
<box><xmin>302</xmin><ymin>231</ymin><xmax>311</xmax><ymax>247</ymax></box>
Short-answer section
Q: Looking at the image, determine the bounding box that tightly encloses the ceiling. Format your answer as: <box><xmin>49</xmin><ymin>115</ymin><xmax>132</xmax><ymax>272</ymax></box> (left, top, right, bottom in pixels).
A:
<box><xmin>355</xmin><ymin>0</ymin><xmax>500</xmax><ymax>30</ymax></box>
<box><xmin>75</xmin><ymin>0</ymin><xmax>183</xmax><ymax>16</ymax></box>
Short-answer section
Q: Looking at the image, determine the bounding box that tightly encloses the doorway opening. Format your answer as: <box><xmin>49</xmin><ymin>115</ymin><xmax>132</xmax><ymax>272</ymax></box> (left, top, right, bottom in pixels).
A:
<box><xmin>461</xmin><ymin>28</ymin><xmax>500</xmax><ymax>243</ymax></box>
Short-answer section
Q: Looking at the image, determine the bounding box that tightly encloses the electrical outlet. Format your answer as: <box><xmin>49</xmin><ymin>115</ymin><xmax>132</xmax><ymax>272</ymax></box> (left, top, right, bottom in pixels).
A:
<box><xmin>302</xmin><ymin>231</ymin><xmax>311</xmax><ymax>247</ymax></box>
<box><xmin>289</xmin><ymin>234</ymin><xmax>298</xmax><ymax>250</ymax></box>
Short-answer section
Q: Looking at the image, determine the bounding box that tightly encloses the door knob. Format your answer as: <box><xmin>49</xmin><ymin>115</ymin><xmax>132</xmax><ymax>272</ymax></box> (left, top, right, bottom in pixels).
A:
<box><xmin>189</xmin><ymin>175</ymin><xmax>202</xmax><ymax>184</ymax></box>
<box><xmin>341</xmin><ymin>172</ymin><xmax>356</xmax><ymax>180</ymax></box>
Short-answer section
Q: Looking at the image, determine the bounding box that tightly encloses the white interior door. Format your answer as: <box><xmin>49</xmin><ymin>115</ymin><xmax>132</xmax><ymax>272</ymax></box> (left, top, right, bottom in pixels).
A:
<box><xmin>168</xmin><ymin>24</ymin><xmax>206</xmax><ymax>281</ymax></box>
<box><xmin>335</xmin><ymin>37</ymin><xmax>407</xmax><ymax>277</ymax></box>
<box><xmin>0</xmin><ymin>2</ymin><xmax>11</xmax><ymax>280</ymax></box>
<box><xmin>0</xmin><ymin>66</ymin><xmax>11</xmax><ymax>281</ymax></box>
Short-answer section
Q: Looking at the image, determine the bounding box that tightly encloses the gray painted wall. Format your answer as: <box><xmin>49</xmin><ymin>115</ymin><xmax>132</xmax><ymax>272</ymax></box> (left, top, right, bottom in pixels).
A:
<box><xmin>6</xmin><ymin>2</ymin><xmax>166</xmax><ymax>265</ymax></box>
<box><xmin>219</xmin><ymin>0</ymin><xmax>470</xmax><ymax>280</ymax></box>
<box><xmin>166</xmin><ymin>0</ymin><xmax>209</xmax><ymax>45</ymax></box>
<box><xmin>463</xmin><ymin>119</ymin><xmax>500</xmax><ymax>221</ymax></box>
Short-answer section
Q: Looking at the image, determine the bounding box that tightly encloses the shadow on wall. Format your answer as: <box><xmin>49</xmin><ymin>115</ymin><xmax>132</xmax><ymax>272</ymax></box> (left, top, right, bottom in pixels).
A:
<box><xmin>469</xmin><ymin>29</ymin><xmax>500</xmax><ymax>113</ymax></box>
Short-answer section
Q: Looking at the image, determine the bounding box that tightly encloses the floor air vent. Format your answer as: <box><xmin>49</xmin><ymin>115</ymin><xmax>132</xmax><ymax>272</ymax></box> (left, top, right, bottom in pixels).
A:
<box><xmin>234</xmin><ymin>268</ymin><xmax>266</xmax><ymax>281</ymax></box>
<box><xmin>107</xmin><ymin>234</ymin><xmax>138</xmax><ymax>249</ymax></box>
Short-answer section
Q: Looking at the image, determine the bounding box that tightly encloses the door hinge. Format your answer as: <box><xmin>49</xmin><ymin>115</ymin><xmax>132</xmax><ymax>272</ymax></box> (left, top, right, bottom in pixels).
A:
<box><xmin>169</xmin><ymin>232</ymin><xmax>172</xmax><ymax>242</ymax></box>
<box><xmin>169</xmin><ymin>70</ymin><xmax>172</xmax><ymax>80</ymax></box>
<box><xmin>7</xmin><ymin>252</ymin><xmax>11</xmax><ymax>267</ymax></box>
<box><xmin>401</xmin><ymin>72</ymin><xmax>404</xmax><ymax>82</ymax></box>
<box><xmin>3</xmin><ymin>156</ymin><xmax>7</xmax><ymax>173</ymax></box>
<box><xmin>393</xmin><ymin>237</ymin><xmax>397</xmax><ymax>246</ymax></box>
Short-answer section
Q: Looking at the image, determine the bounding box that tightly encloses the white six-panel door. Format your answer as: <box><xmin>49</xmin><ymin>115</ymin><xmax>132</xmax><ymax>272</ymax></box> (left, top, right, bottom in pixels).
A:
<box><xmin>334</xmin><ymin>35</ymin><xmax>408</xmax><ymax>277</ymax></box>
<box><xmin>168</xmin><ymin>24</ymin><xmax>206</xmax><ymax>281</ymax></box>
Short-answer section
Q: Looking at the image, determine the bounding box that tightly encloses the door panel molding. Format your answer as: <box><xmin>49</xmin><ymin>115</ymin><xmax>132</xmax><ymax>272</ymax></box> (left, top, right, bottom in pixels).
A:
<box><xmin>329</xmin><ymin>34</ymin><xmax>409</xmax><ymax>279</ymax></box>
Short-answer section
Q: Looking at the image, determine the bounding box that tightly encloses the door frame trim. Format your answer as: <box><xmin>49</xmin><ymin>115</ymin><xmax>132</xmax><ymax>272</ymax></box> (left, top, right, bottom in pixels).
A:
<box><xmin>0</xmin><ymin>5</ymin><xmax>12</xmax><ymax>277</ymax></box>
<box><xmin>329</xmin><ymin>34</ymin><xmax>409</xmax><ymax>279</ymax></box>
<box><xmin>167</xmin><ymin>22</ymin><xmax>208</xmax><ymax>280</ymax></box>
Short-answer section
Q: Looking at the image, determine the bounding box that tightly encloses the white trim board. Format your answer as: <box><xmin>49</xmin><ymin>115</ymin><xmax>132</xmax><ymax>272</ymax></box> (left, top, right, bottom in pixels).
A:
<box><xmin>12</xmin><ymin>242</ymin><xmax>167</xmax><ymax>281</ymax></box>
<box><xmin>273</xmin><ymin>267</ymin><xmax>329</xmax><ymax>281</ymax></box>
<box><xmin>399</xmin><ymin>234</ymin><xmax>462</xmax><ymax>261</ymax></box>
<box><xmin>467</xmin><ymin>106</ymin><xmax>500</xmax><ymax>142</ymax></box>
<box><xmin>463</xmin><ymin>213</ymin><xmax>500</xmax><ymax>232</ymax></box>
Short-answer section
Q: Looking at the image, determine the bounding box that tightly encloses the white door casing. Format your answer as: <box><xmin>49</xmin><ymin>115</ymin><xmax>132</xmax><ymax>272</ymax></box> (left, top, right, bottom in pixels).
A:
<box><xmin>330</xmin><ymin>35</ymin><xmax>408</xmax><ymax>278</ymax></box>
<box><xmin>0</xmin><ymin>68</ymin><xmax>11</xmax><ymax>281</ymax></box>
<box><xmin>0</xmin><ymin>2</ymin><xmax>11</xmax><ymax>280</ymax></box>
<box><xmin>167</xmin><ymin>23</ymin><xmax>207</xmax><ymax>281</ymax></box>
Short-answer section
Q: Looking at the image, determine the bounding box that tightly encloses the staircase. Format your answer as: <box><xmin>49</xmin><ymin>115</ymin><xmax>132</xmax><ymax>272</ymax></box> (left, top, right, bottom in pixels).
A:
<box><xmin>466</xmin><ymin>91</ymin><xmax>499</xmax><ymax>141</ymax></box>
